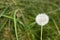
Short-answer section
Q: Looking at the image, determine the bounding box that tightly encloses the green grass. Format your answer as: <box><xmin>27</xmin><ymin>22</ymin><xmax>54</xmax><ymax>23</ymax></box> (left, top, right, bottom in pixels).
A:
<box><xmin>0</xmin><ymin>0</ymin><xmax>60</xmax><ymax>40</ymax></box>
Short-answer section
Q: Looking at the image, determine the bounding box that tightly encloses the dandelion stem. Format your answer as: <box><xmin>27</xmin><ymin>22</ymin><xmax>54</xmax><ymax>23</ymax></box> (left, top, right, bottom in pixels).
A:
<box><xmin>41</xmin><ymin>26</ymin><xmax>43</xmax><ymax>40</ymax></box>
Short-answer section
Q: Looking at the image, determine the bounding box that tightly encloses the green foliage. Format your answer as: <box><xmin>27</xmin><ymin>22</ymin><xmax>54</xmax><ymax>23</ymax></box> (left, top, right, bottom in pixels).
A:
<box><xmin>0</xmin><ymin>0</ymin><xmax>60</xmax><ymax>40</ymax></box>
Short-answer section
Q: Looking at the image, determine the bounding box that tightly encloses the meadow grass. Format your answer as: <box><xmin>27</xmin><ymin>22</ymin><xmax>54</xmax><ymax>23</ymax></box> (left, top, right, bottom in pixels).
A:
<box><xmin>0</xmin><ymin>0</ymin><xmax>60</xmax><ymax>40</ymax></box>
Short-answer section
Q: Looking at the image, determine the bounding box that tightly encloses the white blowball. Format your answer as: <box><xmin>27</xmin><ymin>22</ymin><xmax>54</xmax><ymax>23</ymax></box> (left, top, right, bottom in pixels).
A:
<box><xmin>35</xmin><ymin>13</ymin><xmax>49</xmax><ymax>26</ymax></box>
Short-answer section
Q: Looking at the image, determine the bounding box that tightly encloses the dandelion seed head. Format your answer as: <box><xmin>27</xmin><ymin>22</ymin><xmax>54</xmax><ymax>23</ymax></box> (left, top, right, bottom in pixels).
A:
<box><xmin>35</xmin><ymin>13</ymin><xmax>49</xmax><ymax>26</ymax></box>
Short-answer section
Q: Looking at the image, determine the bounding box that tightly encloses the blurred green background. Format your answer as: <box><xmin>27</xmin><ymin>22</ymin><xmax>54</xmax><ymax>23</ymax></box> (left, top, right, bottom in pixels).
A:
<box><xmin>0</xmin><ymin>0</ymin><xmax>60</xmax><ymax>40</ymax></box>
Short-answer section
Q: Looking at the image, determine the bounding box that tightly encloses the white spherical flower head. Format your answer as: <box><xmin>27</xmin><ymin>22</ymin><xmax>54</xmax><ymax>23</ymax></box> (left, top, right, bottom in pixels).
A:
<box><xmin>36</xmin><ymin>13</ymin><xmax>49</xmax><ymax>26</ymax></box>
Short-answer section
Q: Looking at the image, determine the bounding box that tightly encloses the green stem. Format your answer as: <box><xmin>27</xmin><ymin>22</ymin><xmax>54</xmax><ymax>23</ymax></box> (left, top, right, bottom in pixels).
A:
<box><xmin>41</xmin><ymin>26</ymin><xmax>43</xmax><ymax>40</ymax></box>
<box><xmin>52</xmin><ymin>18</ymin><xmax>60</xmax><ymax>35</ymax></box>
<box><xmin>14</xmin><ymin>9</ymin><xmax>18</xmax><ymax>40</ymax></box>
